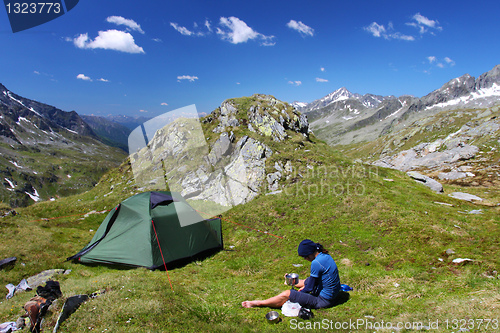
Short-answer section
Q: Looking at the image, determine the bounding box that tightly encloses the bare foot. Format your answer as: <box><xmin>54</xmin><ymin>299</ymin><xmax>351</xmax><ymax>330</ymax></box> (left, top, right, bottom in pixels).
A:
<box><xmin>241</xmin><ymin>300</ymin><xmax>259</xmax><ymax>308</ymax></box>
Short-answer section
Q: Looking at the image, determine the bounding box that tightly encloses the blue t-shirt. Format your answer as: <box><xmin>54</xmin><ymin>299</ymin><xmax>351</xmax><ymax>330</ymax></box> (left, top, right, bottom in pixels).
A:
<box><xmin>309</xmin><ymin>252</ymin><xmax>341</xmax><ymax>300</ymax></box>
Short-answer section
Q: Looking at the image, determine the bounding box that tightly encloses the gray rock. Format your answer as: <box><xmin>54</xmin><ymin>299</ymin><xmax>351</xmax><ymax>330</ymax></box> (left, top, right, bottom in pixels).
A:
<box><xmin>250</xmin><ymin>113</ymin><xmax>287</xmax><ymax>142</ymax></box>
<box><xmin>448</xmin><ymin>192</ymin><xmax>483</xmax><ymax>202</ymax></box>
<box><xmin>475</xmin><ymin>64</ymin><xmax>500</xmax><ymax>90</ymax></box>
<box><xmin>438</xmin><ymin>171</ymin><xmax>469</xmax><ymax>180</ymax></box>
<box><xmin>207</xmin><ymin>132</ymin><xmax>232</xmax><ymax>165</ymax></box>
<box><xmin>274</xmin><ymin>161</ymin><xmax>283</xmax><ymax>173</ymax></box>
<box><xmin>267</xmin><ymin>171</ymin><xmax>282</xmax><ymax>191</ymax></box>
<box><xmin>445</xmin><ymin>249</ymin><xmax>456</xmax><ymax>255</ymax></box>
<box><xmin>266</xmin><ymin>190</ymin><xmax>283</xmax><ymax>196</ymax></box>
<box><xmin>407</xmin><ymin>171</ymin><xmax>443</xmax><ymax>193</ymax></box>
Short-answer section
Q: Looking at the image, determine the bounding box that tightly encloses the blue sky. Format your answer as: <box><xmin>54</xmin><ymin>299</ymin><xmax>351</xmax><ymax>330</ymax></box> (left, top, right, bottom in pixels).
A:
<box><xmin>1</xmin><ymin>0</ymin><xmax>499</xmax><ymax>117</ymax></box>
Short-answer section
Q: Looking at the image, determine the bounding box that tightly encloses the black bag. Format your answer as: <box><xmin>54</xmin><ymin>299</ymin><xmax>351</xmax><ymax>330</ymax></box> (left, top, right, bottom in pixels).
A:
<box><xmin>299</xmin><ymin>307</ymin><xmax>314</xmax><ymax>320</ymax></box>
<box><xmin>36</xmin><ymin>280</ymin><xmax>62</xmax><ymax>300</ymax></box>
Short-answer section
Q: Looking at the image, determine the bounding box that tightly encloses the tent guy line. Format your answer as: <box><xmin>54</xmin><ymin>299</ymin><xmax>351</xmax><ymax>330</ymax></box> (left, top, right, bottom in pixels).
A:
<box><xmin>151</xmin><ymin>219</ymin><xmax>174</xmax><ymax>291</ymax></box>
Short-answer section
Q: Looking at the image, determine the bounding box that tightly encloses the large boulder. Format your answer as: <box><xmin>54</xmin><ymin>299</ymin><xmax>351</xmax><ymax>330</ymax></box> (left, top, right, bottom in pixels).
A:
<box><xmin>407</xmin><ymin>171</ymin><xmax>443</xmax><ymax>193</ymax></box>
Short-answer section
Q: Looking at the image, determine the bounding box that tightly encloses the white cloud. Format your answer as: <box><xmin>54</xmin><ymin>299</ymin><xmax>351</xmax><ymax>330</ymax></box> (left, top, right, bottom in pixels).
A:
<box><xmin>364</xmin><ymin>22</ymin><xmax>414</xmax><ymax>41</ymax></box>
<box><xmin>407</xmin><ymin>13</ymin><xmax>442</xmax><ymax>34</ymax></box>
<box><xmin>444</xmin><ymin>57</ymin><xmax>455</xmax><ymax>66</ymax></box>
<box><xmin>365</xmin><ymin>22</ymin><xmax>386</xmax><ymax>38</ymax></box>
<box><xmin>217</xmin><ymin>16</ymin><xmax>274</xmax><ymax>46</ymax></box>
<box><xmin>286</xmin><ymin>20</ymin><xmax>314</xmax><ymax>37</ymax></box>
<box><xmin>106</xmin><ymin>16</ymin><xmax>144</xmax><ymax>34</ymax></box>
<box><xmin>97</xmin><ymin>78</ymin><xmax>109</xmax><ymax>82</ymax></box>
<box><xmin>413</xmin><ymin>13</ymin><xmax>438</xmax><ymax>28</ymax></box>
<box><xmin>205</xmin><ymin>20</ymin><xmax>212</xmax><ymax>32</ymax></box>
<box><xmin>139</xmin><ymin>109</ymin><xmax>148</xmax><ymax>113</ymax></box>
<box><xmin>316</xmin><ymin>78</ymin><xmax>328</xmax><ymax>83</ymax></box>
<box><xmin>161</xmin><ymin>102</ymin><xmax>168</xmax><ymax>106</ymax></box>
<box><xmin>34</xmin><ymin>71</ymin><xmax>40</xmax><ymax>75</ymax></box>
<box><xmin>389</xmin><ymin>32</ymin><xmax>415</xmax><ymax>41</ymax></box>
<box><xmin>77</xmin><ymin>74</ymin><xmax>92</xmax><ymax>81</ymax></box>
<box><xmin>73</xmin><ymin>30</ymin><xmax>145</xmax><ymax>54</ymax></box>
<box><xmin>427</xmin><ymin>56</ymin><xmax>455</xmax><ymax>68</ymax></box>
<box><xmin>177</xmin><ymin>75</ymin><xmax>198</xmax><ymax>82</ymax></box>
<box><xmin>170</xmin><ymin>21</ymin><xmax>211</xmax><ymax>37</ymax></box>
<box><xmin>152</xmin><ymin>38</ymin><xmax>162</xmax><ymax>42</ymax></box>
<box><xmin>170</xmin><ymin>22</ymin><xmax>194</xmax><ymax>36</ymax></box>
<box><xmin>320</xmin><ymin>67</ymin><xmax>325</xmax><ymax>72</ymax></box>
<box><xmin>288</xmin><ymin>80</ymin><xmax>302</xmax><ymax>86</ymax></box>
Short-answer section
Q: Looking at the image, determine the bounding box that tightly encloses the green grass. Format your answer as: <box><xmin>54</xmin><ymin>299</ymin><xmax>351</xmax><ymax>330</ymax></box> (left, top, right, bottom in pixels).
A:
<box><xmin>0</xmin><ymin>139</ymin><xmax>499</xmax><ymax>332</ymax></box>
<box><xmin>1</xmin><ymin>99</ymin><xmax>499</xmax><ymax>332</ymax></box>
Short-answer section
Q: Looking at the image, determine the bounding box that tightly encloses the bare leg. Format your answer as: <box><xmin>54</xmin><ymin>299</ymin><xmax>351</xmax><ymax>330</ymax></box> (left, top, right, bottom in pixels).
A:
<box><xmin>242</xmin><ymin>290</ymin><xmax>291</xmax><ymax>308</ymax></box>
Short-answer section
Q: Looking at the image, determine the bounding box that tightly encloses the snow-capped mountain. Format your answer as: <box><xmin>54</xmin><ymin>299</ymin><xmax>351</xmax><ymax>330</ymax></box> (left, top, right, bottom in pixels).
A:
<box><xmin>300</xmin><ymin>87</ymin><xmax>396</xmax><ymax>114</ymax></box>
<box><xmin>303</xmin><ymin>64</ymin><xmax>500</xmax><ymax>146</ymax></box>
<box><xmin>0</xmin><ymin>84</ymin><xmax>96</xmax><ymax>139</ymax></box>
<box><xmin>290</xmin><ymin>101</ymin><xmax>308</xmax><ymax>110</ymax></box>
<box><xmin>415</xmin><ymin>65</ymin><xmax>500</xmax><ymax>111</ymax></box>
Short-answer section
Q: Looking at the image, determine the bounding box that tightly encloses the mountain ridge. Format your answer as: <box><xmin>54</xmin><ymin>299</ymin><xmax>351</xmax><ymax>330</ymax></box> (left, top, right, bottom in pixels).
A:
<box><xmin>303</xmin><ymin>64</ymin><xmax>500</xmax><ymax>146</ymax></box>
<box><xmin>0</xmin><ymin>83</ymin><xmax>126</xmax><ymax>207</ymax></box>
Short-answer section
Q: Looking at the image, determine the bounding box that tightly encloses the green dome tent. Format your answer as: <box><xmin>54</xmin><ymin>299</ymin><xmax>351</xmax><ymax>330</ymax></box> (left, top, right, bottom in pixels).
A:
<box><xmin>68</xmin><ymin>191</ymin><xmax>223</xmax><ymax>269</ymax></box>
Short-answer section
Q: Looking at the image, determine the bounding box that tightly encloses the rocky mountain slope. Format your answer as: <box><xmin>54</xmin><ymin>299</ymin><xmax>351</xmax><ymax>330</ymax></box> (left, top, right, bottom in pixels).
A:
<box><xmin>297</xmin><ymin>65</ymin><xmax>500</xmax><ymax>196</ymax></box>
<box><xmin>304</xmin><ymin>65</ymin><xmax>500</xmax><ymax>146</ymax></box>
<box><xmin>352</xmin><ymin>105</ymin><xmax>500</xmax><ymax>191</ymax></box>
<box><xmin>0</xmin><ymin>84</ymin><xmax>126</xmax><ymax>207</ymax></box>
<box><xmin>129</xmin><ymin>94</ymin><xmax>311</xmax><ymax>217</ymax></box>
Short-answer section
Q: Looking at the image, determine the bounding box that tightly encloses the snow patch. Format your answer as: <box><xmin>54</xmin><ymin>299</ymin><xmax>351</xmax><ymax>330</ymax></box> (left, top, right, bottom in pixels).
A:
<box><xmin>5</xmin><ymin>91</ymin><xmax>42</xmax><ymax>116</ymax></box>
<box><xmin>385</xmin><ymin>101</ymin><xmax>406</xmax><ymax>119</ymax></box>
<box><xmin>29</xmin><ymin>107</ymin><xmax>42</xmax><ymax>117</ymax></box>
<box><xmin>64</xmin><ymin>128</ymin><xmax>78</xmax><ymax>134</ymax></box>
<box><xmin>7</xmin><ymin>91</ymin><xmax>26</xmax><ymax>108</ymax></box>
<box><xmin>9</xmin><ymin>160</ymin><xmax>22</xmax><ymax>168</ymax></box>
<box><xmin>4</xmin><ymin>178</ymin><xmax>15</xmax><ymax>189</ymax></box>
<box><xmin>16</xmin><ymin>116</ymin><xmax>31</xmax><ymax>125</ymax></box>
<box><xmin>426</xmin><ymin>83</ymin><xmax>500</xmax><ymax>110</ymax></box>
<box><xmin>25</xmin><ymin>188</ymin><xmax>41</xmax><ymax>201</ymax></box>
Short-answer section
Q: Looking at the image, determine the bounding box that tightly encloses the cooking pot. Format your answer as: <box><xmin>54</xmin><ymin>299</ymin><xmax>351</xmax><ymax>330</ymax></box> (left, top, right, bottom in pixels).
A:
<box><xmin>285</xmin><ymin>273</ymin><xmax>299</xmax><ymax>286</ymax></box>
<box><xmin>265</xmin><ymin>311</ymin><xmax>280</xmax><ymax>323</ymax></box>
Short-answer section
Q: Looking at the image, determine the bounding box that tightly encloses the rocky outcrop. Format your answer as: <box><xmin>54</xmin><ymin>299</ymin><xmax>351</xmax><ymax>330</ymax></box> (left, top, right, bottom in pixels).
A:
<box><xmin>212</xmin><ymin>94</ymin><xmax>310</xmax><ymax>142</ymax></box>
<box><xmin>130</xmin><ymin>94</ymin><xmax>308</xmax><ymax>212</ymax></box>
<box><xmin>374</xmin><ymin>141</ymin><xmax>479</xmax><ymax>172</ymax></box>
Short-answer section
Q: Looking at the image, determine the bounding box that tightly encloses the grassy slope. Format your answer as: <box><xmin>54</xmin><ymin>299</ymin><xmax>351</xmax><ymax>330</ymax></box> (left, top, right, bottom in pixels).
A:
<box><xmin>0</xmin><ymin>123</ymin><xmax>499</xmax><ymax>332</ymax></box>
